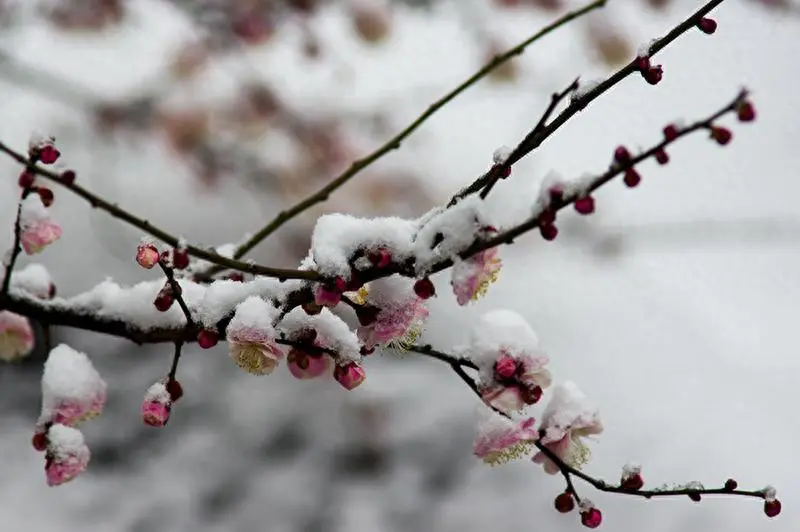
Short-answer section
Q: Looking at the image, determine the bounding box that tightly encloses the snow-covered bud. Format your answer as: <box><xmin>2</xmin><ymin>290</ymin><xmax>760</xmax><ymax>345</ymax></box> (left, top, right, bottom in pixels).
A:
<box><xmin>136</xmin><ymin>242</ymin><xmax>160</xmax><ymax>269</ymax></box>
<box><xmin>494</xmin><ymin>354</ymin><xmax>518</xmax><ymax>379</ymax></box>
<box><xmin>334</xmin><ymin>362</ymin><xmax>366</xmax><ymax>390</ymax></box>
<box><xmin>142</xmin><ymin>382</ymin><xmax>172</xmax><ymax>427</ymax></box>
<box><xmin>39</xmin><ymin>344</ymin><xmax>106</xmax><ymax>427</ymax></box>
<box><xmin>0</xmin><ymin>311</ymin><xmax>34</xmax><ymax>362</ymax></box>
<box><xmin>19</xmin><ymin>194</ymin><xmax>62</xmax><ymax>255</ymax></box>
<box><xmin>226</xmin><ymin>297</ymin><xmax>284</xmax><ymax>376</ymax></box>
<box><xmin>579</xmin><ymin>500</ymin><xmax>602</xmax><ymax>529</ymax></box>
<box><xmin>643</xmin><ymin>65</ymin><xmax>663</xmax><ymax>85</ymax></box>
<box><xmin>45</xmin><ymin>424</ymin><xmax>90</xmax><ymax>486</ymax></box>
<box><xmin>621</xmin><ymin>463</ymin><xmax>644</xmax><ymax>490</ymax></box>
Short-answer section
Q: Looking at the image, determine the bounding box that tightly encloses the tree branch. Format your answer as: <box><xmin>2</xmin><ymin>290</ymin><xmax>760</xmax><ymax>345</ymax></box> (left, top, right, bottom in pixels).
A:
<box><xmin>451</xmin><ymin>0</ymin><xmax>728</xmax><ymax>203</ymax></box>
<box><xmin>195</xmin><ymin>0</ymin><xmax>608</xmax><ymax>280</ymax></box>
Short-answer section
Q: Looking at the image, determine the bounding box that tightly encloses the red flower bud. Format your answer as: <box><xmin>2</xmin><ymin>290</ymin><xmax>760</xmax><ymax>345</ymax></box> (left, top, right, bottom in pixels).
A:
<box><xmin>697</xmin><ymin>17</ymin><xmax>717</xmax><ymax>34</ymax></box>
<box><xmin>413</xmin><ymin>277</ymin><xmax>436</xmax><ymax>299</ymax></box>
<box><xmin>554</xmin><ymin>492</ymin><xmax>575</xmax><ymax>513</ymax></box>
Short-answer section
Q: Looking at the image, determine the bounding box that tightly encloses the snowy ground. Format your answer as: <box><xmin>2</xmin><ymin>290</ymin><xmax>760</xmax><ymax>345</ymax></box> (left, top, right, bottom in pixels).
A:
<box><xmin>1</xmin><ymin>1</ymin><xmax>798</xmax><ymax>531</ymax></box>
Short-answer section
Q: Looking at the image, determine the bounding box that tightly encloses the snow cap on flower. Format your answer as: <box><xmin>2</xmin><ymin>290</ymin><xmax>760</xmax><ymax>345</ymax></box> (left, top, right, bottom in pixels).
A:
<box><xmin>19</xmin><ymin>194</ymin><xmax>62</xmax><ymax>255</ymax></box>
<box><xmin>533</xmin><ymin>381</ymin><xmax>603</xmax><ymax>474</ymax></box>
<box><xmin>355</xmin><ymin>276</ymin><xmax>428</xmax><ymax>350</ymax></box>
<box><xmin>226</xmin><ymin>296</ymin><xmax>284</xmax><ymax>375</ymax></box>
<box><xmin>141</xmin><ymin>381</ymin><xmax>171</xmax><ymax>427</ymax></box>
<box><xmin>472</xmin><ymin>407</ymin><xmax>538</xmax><ymax>466</ymax></box>
<box><xmin>45</xmin><ymin>424</ymin><xmax>90</xmax><ymax>486</ymax></box>
<box><xmin>451</xmin><ymin>246</ymin><xmax>502</xmax><ymax>306</ymax></box>
<box><xmin>0</xmin><ymin>311</ymin><xmax>34</xmax><ymax>362</ymax></box>
<box><xmin>465</xmin><ymin>310</ymin><xmax>551</xmax><ymax>413</ymax></box>
<box><xmin>39</xmin><ymin>344</ymin><xmax>107</xmax><ymax>427</ymax></box>
<box><xmin>10</xmin><ymin>263</ymin><xmax>54</xmax><ymax>299</ymax></box>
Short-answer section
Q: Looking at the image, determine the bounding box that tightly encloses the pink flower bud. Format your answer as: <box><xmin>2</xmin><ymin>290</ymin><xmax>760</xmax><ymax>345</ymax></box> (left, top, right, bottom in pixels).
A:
<box><xmin>197</xmin><ymin>329</ymin><xmax>218</xmax><ymax>349</ymax></box>
<box><xmin>172</xmin><ymin>248</ymin><xmax>190</xmax><ymax>270</ymax></box>
<box><xmin>724</xmin><ymin>478</ymin><xmax>738</xmax><ymax>491</ymax></box>
<box><xmin>36</xmin><ymin>187</ymin><xmax>54</xmax><ymax>207</ymax></box>
<box><xmin>287</xmin><ymin>349</ymin><xmax>331</xmax><ymax>379</ymax></box>
<box><xmin>540</xmin><ymin>224</ymin><xmax>558</xmax><ymax>241</ymax></box>
<box><xmin>581</xmin><ymin>508</ymin><xmax>602</xmax><ymax>528</ymax></box>
<box><xmin>314</xmin><ymin>284</ymin><xmax>343</xmax><ymax>307</ymax></box>
<box><xmin>623</xmin><ymin>168</ymin><xmax>641</xmax><ymax>188</ymax></box>
<box><xmin>38</xmin><ymin>145</ymin><xmax>61</xmax><ymax>165</ymax></box>
<box><xmin>737</xmin><ymin>101</ymin><xmax>756</xmax><ymax>122</ymax></box>
<box><xmin>710</xmin><ymin>126</ymin><xmax>732</xmax><ymax>145</ymax></box>
<box><xmin>44</xmin><ymin>424</ymin><xmax>90</xmax><ymax>486</ymax></box>
<box><xmin>574</xmin><ymin>196</ymin><xmax>595</xmax><ymax>215</ymax></box>
<box><xmin>621</xmin><ymin>472</ymin><xmax>644</xmax><ymax>490</ymax></box>
<box><xmin>613</xmin><ymin>146</ymin><xmax>631</xmax><ymax>165</ymax></box>
<box><xmin>413</xmin><ymin>278</ymin><xmax>436</xmax><ymax>299</ymax></box>
<box><xmin>655</xmin><ymin>148</ymin><xmax>669</xmax><ymax>165</ymax></box>
<box><xmin>142</xmin><ymin>382</ymin><xmax>172</xmax><ymax>427</ymax></box>
<box><xmin>555</xmin><ymin>492</ymin><xmax>575</xmax><ymax>513</ymax></box>
<box><xmin>32</xmin><ymin>430</ymin><xmax>49</xmax><ymax>452</ymax></box>
<box><xmin>60</xmin><ymin>170</ymin><xmax>76</xmax><ymax>184</ymax></box>
<box><xmin>368</xmin><ymin>247</ymin><xmax>392</xmax><ymax>268</ymax></box>
<box><xmin>153</xmin><ymin>285</ymin><xmax>174</xmax><ymax>312</ymax></box>
<box><xmin>764</xmin><ymin>499</ymin><xmax>781</xmax><ymax>518</ymax></box>
<box><xmin>697</xmin><ymin>17</ymin><xmax>717</xmax><ymax>34</ymax></box>
<box><xmin>136</xmin><ymin>243</ymin><xmax>160</xmax><ymax>269</ymax></box>
<box><xmin>643</xmin><ymin>65</ymin><xmax>663</xmax><ymax>85</ymax></box>
<box><xmin>663</xmin><ymin>124</ymin><xmax>679</xmax><ymax>141</ymax></box>
<box><xmin>334</xmin><ymin>362</ymin><xmax>366</xmax><ymax>390</ymax></box>
<box><xmin>18</xmin><ymin>170</ymin><xmax>35</xmax><ymax>188</ymax></box>
<box><xmin>494</xmin><ymin>354</ymin><xmax>518</xmax><ymax>379</ymax></box>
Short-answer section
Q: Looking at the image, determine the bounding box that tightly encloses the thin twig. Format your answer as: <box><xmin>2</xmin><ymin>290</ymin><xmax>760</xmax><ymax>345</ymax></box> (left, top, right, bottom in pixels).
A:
<box><xmin>0</xmin><ymin>188</ymin><xmax>28</xmax><ymax>299</ymax></box>
<box><xmin>196</xmin><ymin>0</ymin><xmax>608</xmax><ymax>279</ymax></box>
<box><xmin>0</xmin><ymin>141</ymin><xmax>320</xmax><ymax>282</ymax></box>
<box><xmin>451</xmin><ymin>0</ymin><xmax>728</xmax><ymax>203</ymax></box>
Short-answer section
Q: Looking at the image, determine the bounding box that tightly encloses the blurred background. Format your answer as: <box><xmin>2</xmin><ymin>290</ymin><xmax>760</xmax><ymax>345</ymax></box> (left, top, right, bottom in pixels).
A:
<box><xmin>1</xmin><ymin>0</ymin><xmax>799</xmax><ymax>531</ymax></box>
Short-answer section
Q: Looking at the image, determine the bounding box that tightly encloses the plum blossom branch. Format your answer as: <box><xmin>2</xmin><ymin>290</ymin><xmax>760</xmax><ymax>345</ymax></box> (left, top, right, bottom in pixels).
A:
<box><xmin>1</xmin><ymin>189</ymin><xmax>27</xmax><ymax>299</ymax></box>
<box><xmin>0</xmin><ymin>89</ymin><xmax>751</xmax><ymax>347</ymax></box>
<box><xmin>413</xmin><ymin>342</ymin><xmax>772</xmax><ymax>506</ymax></box>
<box><xmin>157</xmin><ymin>258</ymin><xmax>195</xmax><ymax>380</ymax></box>
<box><xmin>0</xmin><ymin>141</ymin><xmax>321</xmax><ymax>282</ymax></box>
<box><xmin>452</xmin><ymin>0</ymin><xmax>729</xmax><ymax>203</ymax></box>
<box><xmin>195</xmin><ymin>0</ymin><xmax>608</xmax><ymax>280</ymax></box>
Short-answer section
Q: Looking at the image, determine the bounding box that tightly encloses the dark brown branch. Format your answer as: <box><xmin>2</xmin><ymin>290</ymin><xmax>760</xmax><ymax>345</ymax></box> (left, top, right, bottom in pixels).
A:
<box><xmin>451</xmin><ymin>0</ymin><xmax>728</xmax><ymax>203</ymax></box>
<box><xmin>195</xmin><ymin>0</ymin><xmax>608</xmax><ymax>280</ymax></box>
<box><xmin>406</xmin><ymin>343</ymin><xmax>479</xmax><ymax>370</ymax></box>
<box><xmin>0</xmin><ymin>188</ymin><xmax>28</xmax><ymax>299</ymax></box>
<box><xmin>412</xmin><ymin>342</ymin><xmax>769</xmax><ymax>503</ymax></box>
<box><xmin>0</xmin><ymin>141</ymin><xmax>320</xmax><ymax>282</ymax></box>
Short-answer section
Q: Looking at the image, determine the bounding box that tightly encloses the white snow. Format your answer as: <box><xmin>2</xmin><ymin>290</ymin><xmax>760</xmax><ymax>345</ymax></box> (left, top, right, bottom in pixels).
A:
<box><xmin>227</xmin><ymin>295</ymin><xmax>280</xmax><ymax>333</ymax></box>
<box><xmin>310</xmin><ymin>213</ymin><xmax>417</xmax><ymax>277</ymax></box>
<box><xmin>464</xmin><ymin>309</ymin><xmax>540</xmax><ymax>371</ymax></box>
<box><xmin>11</xmin><ymin>263</ymin><xmax>52</xmax><ymax>298</ymax></box>
<box><xmin>540</xmin><ymin>381</ymin><xmax>600</xmax><ymax>433</ymax></box>
<box><xmin>144</xmin><ymin>381</ymin><xmax>170</xmax><ymax>404</ymax></box>
<box><xmin>39</xmin><ymin>344</ymin><xmax>106</xmax><ymax>425</ymax></box>
<box><xmin>18</xmin><ymin>194</ymin><xmax>50</xmax><ymax>227</ymax></box>
<box><xmin>279</xmin><ymin>307</ymin><xmax>361</xmax><ymax>362</ymax></box>
<box><xmin>47</xmin><ymin>424</ymin><xmax>89</xmax><ymax>461</ymax></box>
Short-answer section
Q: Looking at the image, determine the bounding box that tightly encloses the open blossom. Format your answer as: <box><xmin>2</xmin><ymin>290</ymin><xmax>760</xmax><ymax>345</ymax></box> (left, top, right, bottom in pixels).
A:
<box><xmin>142</xmin><ymin>382</ymin><xmax>171</xmax><ymax>427</ymax></box>
<box><xmin>226</xmin><ymin>296</ymin><xmax>284</xmax><ymax>375</ymax></box>
<box><xmin>533</xmin><ymin>381</ymin><xmax>603</xmax><ymax>474</ymax></box>
<box><xmin>0</xmin><ymin>311</ymin><xmax>34</xmax><ymax>362</ymax></box>
<box><xmin>287</xmin><ymin>348</ymin><xmax>332</xmax><ymax>380</ymax></box>
<box><xmin>45</xmin><ymin>424</ymin><xmax>90</xmax><ymax>487</ymax></box>
<box><xmin>473</xmin><ymin>409</ymin><xmax>538</xmax><ymax>466</ymax></box>
<box><xmin>19</xmin><ymin>194</ymin><xmax>62</xmax><ymax>255</ymax></box>
<box><xmin>356</xmin><ymin>278</ymin><xmax>429</xmax><ymax>350</ymax></box>
<box><xmin>468</xmin><ymin>310</ymin><xmax>551</xmax><ymax>413</ymax></box>
<box><xmin>451</xmin><ymin>246</ymin><xmax>502</xmax><ymax>305</ymax></box>
<box><xmin>39</xmin><ymin>344</ymin><xmax>107</xmax><ymax>427</ymax></box>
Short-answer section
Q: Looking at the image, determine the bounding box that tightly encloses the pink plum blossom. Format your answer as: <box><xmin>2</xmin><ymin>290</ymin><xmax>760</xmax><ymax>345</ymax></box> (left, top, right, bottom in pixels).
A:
<box><xmin>44</xmin><ymin>424</ymin><xmax>90</xmax><ymax>487</ymax></box>
<box><xmin>39</xmin><ymin>344</ymin><xmax>107</xmax><ymax>427</ymax></box>
<box><xmin>533</xmin><ymin>381</ymin><xmax>603</xmax><ymax>474</ymax></box>
<box><xmin>356</xmin><ymin>279</ymin><xmax>429</xmax><ymax>350</ymax></box>
<box><xmin>451</xmin><ymin>246</ymin><xmax>502</xmax><ymax>305</ymax></box>
<box><xmin>226</xmin><ymin>296</ymin><xmax>284</xmax><ymax>375</ymax></box>
<box><xmin>141</xmin><ymin>382</ymin><xmax>171</xmax><ymax>427</ymax></box>
<box><xmin>473</xmin><ymin>410</ymin><xmax>538</xmax><ymax>466</ymax></box>
<box><xmin>287</xmin><ymin>348</ymin><xmax>332</xmax><ymax>379</ymax></box>
<box><xmin>333</xmin><ymin>362</ymin><xmax>366</xmax><ymax>390</ymax></box>
<box><xmin>0</xmin><ymin>311</ymin><xmax>34</xmax><ymax>362</ymax></box>
<box><xmin>18</xmin><ymin>194</ymin><xmax>62</xmax><ymax>255</ymax></box>
<box><xmin>314</xmin><ymin>284</ymin><xmax>343</xmax><ymax>307</ymax></box>
<box><xmin>135</xmin><ymin>241</ymin><xmax>160</xmax><ymax>269</ymax></box>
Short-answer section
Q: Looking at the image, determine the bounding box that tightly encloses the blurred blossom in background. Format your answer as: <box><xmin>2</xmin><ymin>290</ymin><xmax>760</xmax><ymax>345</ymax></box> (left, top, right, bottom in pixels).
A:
<box><xmin>1</xmin><ymin>0</ymin><xmax>799</xmax><ymax>531</ymax></box>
